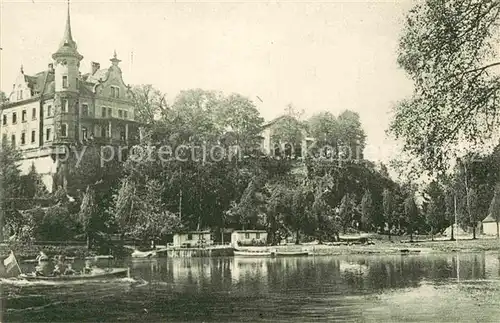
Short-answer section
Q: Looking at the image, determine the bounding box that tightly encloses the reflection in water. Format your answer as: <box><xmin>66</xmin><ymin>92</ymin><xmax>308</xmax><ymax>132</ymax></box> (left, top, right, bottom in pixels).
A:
<box><xmin>3</xmin><ymin>252</ymin><xmax>500</xmax><ymax>322</ymax></box>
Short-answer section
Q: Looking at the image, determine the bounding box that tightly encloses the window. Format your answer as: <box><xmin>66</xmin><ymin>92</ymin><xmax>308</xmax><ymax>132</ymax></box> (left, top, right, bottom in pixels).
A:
<box><xmin>118</xmin><ymin>110</ymin><xmax>123</xmax><ymax>118</ymax></box>
<box><xmin>46</xmin><ymin>128</ymin><xmax>51</xmax><ymax>141</ymax></box>
<box><xmin>111</xmin><ymin>86</ymin><xmax>120</xmax><ymax>98</ymax></box>
<box><xmin>61</xmin><ymin>99</ymin><xmax>67</xmax><ymax>113</ymax></box>
<box><xmin>11</xmin><ymin>135</ymin><xmax>16</xmax><ymax>147</ymax></box>
<box><xmin>17</xmin><ymin>90</ymin><xmax>23</xmax><ymax>101</ymax></box>
<box><xmin>32</xmin><ymin>107</ymin><xmax>37</xmax><ymax>120</ymax></box>
<box><xmin>102</xmin><ymin>107</ymin><xmax>106</xmax><ymax>118</ymax></box>
<box><xmin>31</xmin><ymin>130</ymin><xmax>36</xmax><ymax>143</ymax></box>
<box><xmin>21</xmin><ymin>132</ymin><xmax>26</xmax><ymax>145</ymax></box>
<box><xmin>22</xmin><ymin>110</ymin><xmax>27</xmax><ymax>122</ymax></box>
<box><xmin>124</xmin><ymin>111</ymin><xmax>128</xmax><ymax>119</ymax></box>
<box><xmin>2</xmin><ymin>134</ymin><xmax>7</xmax><ymax>144</ymax></box>
<box><xmin>120</xmin><ymin>130</ymin><xmax>126</xmax><ymax>141</ymax></box>
<box><xmin>82</xmin><ymin>104</ymin><xmax>89</xmax><ymax>116</ymax></box>
<box><xmin>47</xmin><ymin>105</ymin><xmax>52</xmax><ymax>117</ymax></box>
<box><xmin>256</xmin><ymin>233</ymin><xmax>260</xmax><ymax>239</ymax></box>
<box><xmin>2</xmin><ymin>115</ymin><xmax>6</xmax><ymax>125</ymax></box>
<box><xmin>61</xmin><ymin>124</ymin><xmax>67</xmax><ymax>137</ymax></box>
<box><xmin>245</xmin><ymin>233</ymin><xmax>250</xmax><ymax>239</ymax></box>
<box><xmin>82</xmin><ymin>127</ymin><xmax>88</xmax><ymax>140</ymax></box>
<box><xmin>101</xmin><ymin>126</ymin><xmax>106</xmax><ymax>137</ymax></box>
<box><xmin>12</xmin><ymin>112</ymin><xmax>17</xmax><ymax>124</ymax></box>
<box><xmin>199</xmin><ymin>234</ymin><xmax>203</xmax><ymax>240</ymax></box>
<box><xmin>62</xmin><ymin>76</ymin><xmax>68</xmax><ymax>88</ymax></box>
<box><xmin>187</xmin><ymin>233</ymin><xmax>193</xmax><ymax>240</ymax></box>
<box><xmin>108</xmin><ymin>107</ymin><xmax>112</xmax><ymax>117</ymax></box>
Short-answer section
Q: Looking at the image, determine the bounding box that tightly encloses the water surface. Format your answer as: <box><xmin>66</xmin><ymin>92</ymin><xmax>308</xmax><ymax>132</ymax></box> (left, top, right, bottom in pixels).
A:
<box><xmin>2</xmin><ymin>252</ymin><xmax>500</xmax><ymax>322</ymax></box>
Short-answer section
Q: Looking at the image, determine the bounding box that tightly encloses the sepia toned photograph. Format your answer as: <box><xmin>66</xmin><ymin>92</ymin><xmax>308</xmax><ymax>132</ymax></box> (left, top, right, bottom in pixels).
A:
<box><xmin>1</xmin><ymin>0</ymin><xmax>500</xmax><ymax>322</ymax></box>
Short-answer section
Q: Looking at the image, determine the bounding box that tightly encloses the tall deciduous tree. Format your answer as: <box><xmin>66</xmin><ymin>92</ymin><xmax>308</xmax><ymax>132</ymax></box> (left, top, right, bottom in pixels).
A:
<box><xmin>404</xmin><ymin>194</ymin><xmax>418</xmax><ymax>241</ymax></box>
<box><xmin>79</xmin><ymin>185</ymin><xmax>98</xmax><ymax>249</ymax></box>
<box><xmin>360</xmin><ymin>190</ymin><xmax>373</xmax><ymax>232</ymax></box>
<box><xmin>390</xmin><ymin>1</ymin><xmax>500</xmax><ymax>172</ymax></box>
<box><xmin>382</xmin><ymin>188</ymin><xmax>394</xmax><ymax>241</ymax></box>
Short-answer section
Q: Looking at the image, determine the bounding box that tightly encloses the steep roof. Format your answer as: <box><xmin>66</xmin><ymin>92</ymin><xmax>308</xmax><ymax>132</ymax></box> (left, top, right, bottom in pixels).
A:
<box><xmin>52</xmin><ymin>2</ymin><xmax>83</xmax><ymax>60</ymax></box>
<box><xmin>483</xmin><ymin>214</ymin><xmax>496</xmax><ymax>223</ymax></box>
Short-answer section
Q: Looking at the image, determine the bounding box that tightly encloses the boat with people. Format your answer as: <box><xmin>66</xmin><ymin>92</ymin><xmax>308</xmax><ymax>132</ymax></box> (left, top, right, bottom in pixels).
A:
<box><xmin>19</xmin><ymin>268</ymin><xmax>130</xmax><ymax>281</ymax></box>
<box><xmin>234</xmin><ymin>249</ymin><xmax>275</xmax><ymax>257</ymax></box>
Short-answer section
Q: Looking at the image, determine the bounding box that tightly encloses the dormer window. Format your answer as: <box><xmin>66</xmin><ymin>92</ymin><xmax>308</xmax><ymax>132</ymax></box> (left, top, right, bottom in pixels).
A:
<box><xmin>62</xmin><ymin>76</ymin><xmax>68</xmax><ymax>89</ymax></box>
<box><xmin>111</xmin><ymin>86</ymin><xmax>120</xmax><ymax>98</ymax></box>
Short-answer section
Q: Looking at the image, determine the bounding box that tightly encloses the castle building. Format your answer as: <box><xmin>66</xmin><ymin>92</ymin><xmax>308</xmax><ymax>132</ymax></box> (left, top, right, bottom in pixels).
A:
<box><xmin>0</xmin><ymin>4</ymin><xmax>140</xmax><ymax>191</ymax></box>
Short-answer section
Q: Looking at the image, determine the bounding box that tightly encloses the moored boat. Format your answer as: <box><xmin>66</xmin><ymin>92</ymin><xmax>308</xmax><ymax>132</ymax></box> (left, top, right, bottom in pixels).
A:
<box><xmin>276</xmin><ymin>251</ymin><xmax>309</xmax><ymax>257</ymax></box>
<box><xmin>85</xmin><ymin>255</ymin><xmax>114</xmax><ymax>260</ymax></box>
<box><xmin>131</xmin><ymin>250</ymin><xmax>157</xmax><ymax>258</ymax></box>
<box><xmin>19</xmin><ymin>268</ymin><xmax>129</xmax><ymax>281</ymax></box>
<box><xmin>234</xmin><ymin>249</ymin><xmax>274</xmax><ymax>257</ymax></box>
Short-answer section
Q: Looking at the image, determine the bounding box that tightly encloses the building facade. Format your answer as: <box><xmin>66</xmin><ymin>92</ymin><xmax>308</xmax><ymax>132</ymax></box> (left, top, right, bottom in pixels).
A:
<box><xmin>0</xmin><ymin>5</ymin><xmax>139</xmax><ymax>191</ymax></box>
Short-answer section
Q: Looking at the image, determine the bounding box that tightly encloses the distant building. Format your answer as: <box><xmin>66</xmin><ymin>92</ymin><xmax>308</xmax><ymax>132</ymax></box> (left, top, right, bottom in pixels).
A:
<box><xmin>259</xmin><ymin>116</ymin><xmax>314</xmax><ymax>158</ymax></box>
<box><xmin>231</xmin><ymin>230</ymin><xmax>267</xmax><ymax>247</ymax></box>
<box><xmin>482</xmin><ymin>214</ymin><xmax>498</xmax><ymax>236</ymax></box>
<box><xmin>173</xmin><ymin>231</ymin><xmax>213</xmax><ymax>247</ymax></box>
<box><xmin>0</xmin><ymin>3</ymin><xmax>140</xmax><ymax>191</ymax></box>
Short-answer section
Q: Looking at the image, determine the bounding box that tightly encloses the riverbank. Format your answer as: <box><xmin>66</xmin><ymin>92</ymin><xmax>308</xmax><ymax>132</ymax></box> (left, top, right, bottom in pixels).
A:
<box><xmin>2</xmin><ymin>236</ymin><xmax>500</xmax><ymax>259</ymax></box>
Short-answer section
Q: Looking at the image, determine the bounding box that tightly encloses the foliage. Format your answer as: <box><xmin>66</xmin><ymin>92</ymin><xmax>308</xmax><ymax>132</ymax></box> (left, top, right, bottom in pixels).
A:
<box><xmin>360</xmin><ymin>190</ymin><xmax>373</xmax><ymax>231</ymax></box>
<box><xmin>390</xmin><ymin>0</ymin><xmax>500</xmax><ymax>172</ymax></box>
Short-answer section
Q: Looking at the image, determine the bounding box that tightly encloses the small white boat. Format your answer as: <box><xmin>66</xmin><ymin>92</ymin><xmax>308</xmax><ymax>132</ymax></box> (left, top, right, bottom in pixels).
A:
<box><xmin>131</xmin><ymin>250</ymin><xmax>157</xmax><ymax>258</ymax></box>
<box><xmin>234</xmin><ymin>249</ymin><xmax>274</xmax><ymax>257</ymax></box>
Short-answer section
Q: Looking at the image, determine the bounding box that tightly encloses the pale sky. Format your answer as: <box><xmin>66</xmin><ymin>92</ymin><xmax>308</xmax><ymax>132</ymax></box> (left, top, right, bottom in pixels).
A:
<box><xmin>0</xmin><ymin>0</ymin><xmax>416</xmax><ymax>163</ymax></box>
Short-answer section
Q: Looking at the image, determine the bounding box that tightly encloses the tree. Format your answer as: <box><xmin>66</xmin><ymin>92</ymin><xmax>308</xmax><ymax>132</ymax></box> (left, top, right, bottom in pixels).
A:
<box><xmin>423</xmin><ymin>180</ymin><xmax>447</xmax><ymax>239</ymax></box>
<box><xmin>112</xmin><ymin>178</ymin><xmax>138</xmax><ymax>240</ymax></box>
<box><xmin>131</xmin><ymin>84</ymin><xmax>169</xmax><ymax>124</ymax></box>
<box><xmin>338</xmin><ymin>193</ymin><xmax>356</xmax><ymax>234</ymax></box>
<box><xmin>390</xmin><ymin>1</ymin><xmax>500</xmax><ymax>172</ymax></box>
<box><xmin>382</xmin><ymin>188</ymin><xmax>394</xmax><ymax>241</ymax></box>
<box><xmin>360</xmin><ymin>190</ymin><xmax>373</xmax><ymax>232</ymax></box>
<box><xmin>466</xmin><ymin>187</ymin><xmax>480</xmax><ymax>239</ymax></box>
<box><xmin>488</xmin><ymin>182</ymin><xmax>500</xmax><ymax>239</ymax></box>
<box><xmin>79</xmin><ymin>185</ymin><xmax>98</xmax><ymax>248</ymax></box>
<box><xmin>0</xmin><ymin>143</ymin><xmax>23</xmax><ymax>240</ymax></box>
<box><xmin>404</xmin><ymin>194</ymin><xmax>418</xmax><ymax>241</ymax></box>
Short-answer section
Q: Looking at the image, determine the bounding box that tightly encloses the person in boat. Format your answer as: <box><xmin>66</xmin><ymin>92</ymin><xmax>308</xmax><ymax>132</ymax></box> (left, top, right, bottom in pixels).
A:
<box><xmin>34</xmin><ymin>265</ymin><xmax>44</xmax><ymax>277</ymax></box>
<box><xmin>64</xmin><ymin>264</ymin><xmax>76</xmax><ymax>275</ymax></box>
<box><xmin>52</xmin><ymin>264</ymin><xmax>62</xmax><ymax>276</ymax></box>
<box><xmin>36</xmin><ymin>251</ymin><xmax>48</xmax><ymax>262</ymax></box>
<box><xmin>83</xmin><ymin>260</ymin><xmax>94</xmax><ymax>275</ymax></box>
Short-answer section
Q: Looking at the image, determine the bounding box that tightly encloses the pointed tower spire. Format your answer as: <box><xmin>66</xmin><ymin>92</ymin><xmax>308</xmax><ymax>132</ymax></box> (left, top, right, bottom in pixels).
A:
<box><xmin>52</xmin><ymin>0</ymin><xmax>82</xmax><ymax>60</ymax></box>
<box><xmin>61</xmin><ymin>0</ymin><xmax>74</xmax><ymax>48</ymax></box>
<box><xmin>110</xmin><ymin>50</ymin><xmax>121</xmax><ymax>66</ymax></box>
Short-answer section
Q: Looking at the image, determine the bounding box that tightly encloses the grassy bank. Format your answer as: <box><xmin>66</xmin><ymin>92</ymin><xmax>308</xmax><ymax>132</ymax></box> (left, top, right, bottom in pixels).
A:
<box><xmin>0</xmin><ymin>242</ymin><xmax>97</xmax><ymax>260</ymax></box>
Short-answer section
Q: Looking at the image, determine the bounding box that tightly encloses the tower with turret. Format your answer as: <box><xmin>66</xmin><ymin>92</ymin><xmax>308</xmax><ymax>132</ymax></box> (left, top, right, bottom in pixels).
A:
<box><xmin>0</xmin><ymin>2</ymin><xmax>140</xmax><ymax>192</ymax></box>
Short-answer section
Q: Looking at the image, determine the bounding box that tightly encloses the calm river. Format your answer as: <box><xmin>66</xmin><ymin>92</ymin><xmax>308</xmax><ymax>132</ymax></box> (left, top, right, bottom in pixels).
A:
<box><xmin>2</xmin><ymin>252</ymin><xmax>500</xmax><ymax>322</ymax></box>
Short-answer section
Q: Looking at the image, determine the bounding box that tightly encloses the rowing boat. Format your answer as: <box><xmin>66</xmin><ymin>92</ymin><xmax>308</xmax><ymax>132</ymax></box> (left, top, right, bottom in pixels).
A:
<box><xmin>131</xmin><ymin>250</ymin><xmax>157</xmax><ymax>258</ymax></box>
<box><xmin>234</xmin><ymin>250</ymin><xmax>274</xmax><ymax>257</ymax></box>
<box><xmin>276</xmin><ymin>251</ymin><xmax>309</xmax><ymax>257</ymax></box>
<box><xmin>19</xmin><ymin>268</ymin><xmax>129</xmax><ymax>281</ymax></box>
<box><xmin>85</xmin><ymin>255</ymin><xmax>114</xmax><ymax>260</ymax></box>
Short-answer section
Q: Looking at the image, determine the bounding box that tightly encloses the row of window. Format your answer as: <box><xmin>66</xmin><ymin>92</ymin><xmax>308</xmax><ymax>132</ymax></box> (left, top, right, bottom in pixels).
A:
<box><xmin>2</xmin><ymin>102</ymin><xmax>130</xmax><ymax>126</ymax></box>
<box><xmin>101</xmin><ymin>106</ymin><xmax>128</xmax><ymax>119</ymax></box>
<box><xmin>1</xmin><ymin>125</ymin><xmax>66</xmax><ymax>147</ymax></box>
<box><xmin>2</xmin><ymin>107</ymin><xmax>38</xmax><ymax>125</ymax></box>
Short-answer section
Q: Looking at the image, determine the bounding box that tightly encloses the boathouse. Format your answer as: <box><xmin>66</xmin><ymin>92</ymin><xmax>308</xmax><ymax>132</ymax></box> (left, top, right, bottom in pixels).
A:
<box><xmin>173</xmin><ymin>231</ymin><xmax>213</xmax><ymax>248</ymax></box>
<box><xmin>231</xmin><ymin>230</ymin><xmax>267</xmax><ymax>247</ymax></box>
<box><xmin>482</xmin><ymin>214</ymin><xmax>498</xmax><ymax>236</ymax></box>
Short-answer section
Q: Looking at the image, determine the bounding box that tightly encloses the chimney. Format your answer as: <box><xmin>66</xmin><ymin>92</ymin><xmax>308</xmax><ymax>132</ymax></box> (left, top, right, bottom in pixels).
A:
<box><xmin>48</xmin><ymin>63</ymin><xmax>54</xmax><ymax>73</ymax></box>
<box><xmin>91</xmin><ymin>62</ymin><xmax>100</xmax><ymax>75</ymax></box>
